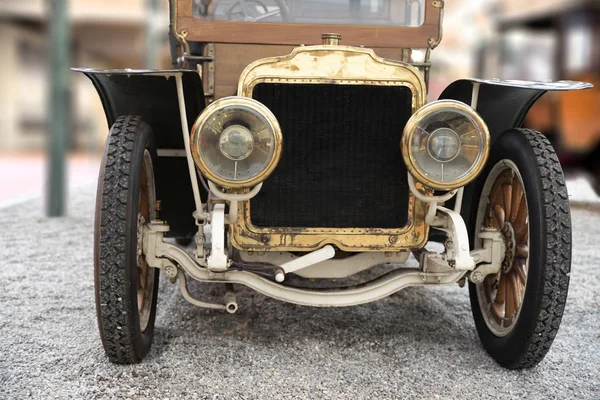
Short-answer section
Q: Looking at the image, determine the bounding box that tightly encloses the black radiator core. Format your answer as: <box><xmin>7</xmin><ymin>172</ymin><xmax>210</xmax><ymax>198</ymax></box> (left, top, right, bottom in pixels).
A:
<box><xmin>250</xmin><ymin>83</ymin><xmax>412</xmax><ymax>228</ymax></box>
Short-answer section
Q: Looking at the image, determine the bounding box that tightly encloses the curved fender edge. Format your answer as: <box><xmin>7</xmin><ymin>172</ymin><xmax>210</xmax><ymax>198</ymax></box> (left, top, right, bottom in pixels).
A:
<box><xmin>439</xmin><ymin>78</ymin><xmax>592</xmax><ymax>144</ymax></box>
<box><xmin>73</xmin><ymin>68</ymin><xmax>207</xmax><ymax>239</ymax></box>
<box><xmin>72</xmin><ymin>68</ymin><xmax>206</xmax><ymax>149</ymax></box>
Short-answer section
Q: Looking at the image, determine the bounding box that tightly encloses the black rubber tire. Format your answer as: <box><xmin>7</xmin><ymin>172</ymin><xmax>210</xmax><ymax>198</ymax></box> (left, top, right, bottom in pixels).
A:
<box><xmin>94</xmin><ymin>116</ymin><xmax>160</xmax><ymax>364</ymax></box>
<box><xmin>469</xmin><ymin>128</ymin><xmax>571</xmax><ymax>369</ymax></box>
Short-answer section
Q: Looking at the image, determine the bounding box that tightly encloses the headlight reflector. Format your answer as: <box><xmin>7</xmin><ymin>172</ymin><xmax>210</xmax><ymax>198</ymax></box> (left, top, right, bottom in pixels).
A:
<box><xmin>191</xmin><ymin>97</ymin><xmax>282</xmax><ymax>188</ymax></box>
<box><xmin>402</xmin><ymin>100</ymin><xmax>490</xmax><ymax>190</ymax></box>
<box><xmin>427</xmin><ymin>127</ymin><xmax>460</xmax><ymax>162</ymax></box>
<box><xmin>219</xmin><ymin>125</ymin><xmax>255</xmax><ymax>161</ymax></box>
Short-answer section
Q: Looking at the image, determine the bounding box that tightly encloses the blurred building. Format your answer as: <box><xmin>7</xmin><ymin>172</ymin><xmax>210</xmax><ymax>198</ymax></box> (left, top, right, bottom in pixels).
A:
<box><xmin>2</xmin><ymin>0</ymin><xmax>594</xmax><ymax>152</ymax></box>
<box><xmin>428</xmin><ymin>0</ymin><xmax>499</xmax><ymax>98</ymax></box>
<box><xmin>0</xmin><ymin>0</ymin><xmax>171</xmax><ymax>152</ymax></box>
<box><xmin>0</xmin><ymin>0</ymin><xmax>506</xmax><ymax>151</ymax></box>
<box><xmin>491</xmin><ymin>0</ymin><xmax>600</xmax><ymax>164</ymax></box>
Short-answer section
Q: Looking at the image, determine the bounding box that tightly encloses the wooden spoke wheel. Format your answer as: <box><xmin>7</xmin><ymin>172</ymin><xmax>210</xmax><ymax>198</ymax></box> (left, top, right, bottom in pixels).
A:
<box><xmin>476</xmin><ymin>163</ymin><xmax>529</xmax><ymax>336</ymax></box>
<box><xmin>469</xmin><ymin>128</ymin><xmax>571</xmax><ymax>369</ymax></box>
<box><xmin>136</xmin><ymin>151</ymin><xmax>157</xmax><ymax>333</ymax></box>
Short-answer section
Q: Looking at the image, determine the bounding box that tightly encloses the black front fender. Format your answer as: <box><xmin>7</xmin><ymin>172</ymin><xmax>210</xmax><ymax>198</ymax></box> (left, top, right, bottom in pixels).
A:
<box><xmin>439</xmin><ymin>78</ymin><xmax>592</xmax><ymax>143</ymax></box>
<box><xmin>74</xmin><ymin>69</ymin><xmax>205</xmax><ymax>148</ymax></box>
<box><xmin>75</xmin><ymin>68</ymin><xmax>207</xmax><ymax>239</ymax></box>
<box><xmin>433</xmin><ymin>78</ymin><xmax>592</xmax><ymax>242</ymax></box>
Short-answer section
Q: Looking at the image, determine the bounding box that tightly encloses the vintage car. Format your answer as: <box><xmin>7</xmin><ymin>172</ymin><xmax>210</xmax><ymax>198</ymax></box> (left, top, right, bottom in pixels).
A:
<box><xmin>77</xmin><ymin>0</ymin><xmax>591</xmax><ymax>368</ymax></box>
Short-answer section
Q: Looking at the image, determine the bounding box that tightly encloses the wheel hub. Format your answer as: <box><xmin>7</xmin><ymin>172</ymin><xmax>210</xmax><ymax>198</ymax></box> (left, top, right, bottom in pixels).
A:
<box><xmin>500</xmin><ymin>222</ymin><xmax>516</xmax><ymax>273</ymax></box>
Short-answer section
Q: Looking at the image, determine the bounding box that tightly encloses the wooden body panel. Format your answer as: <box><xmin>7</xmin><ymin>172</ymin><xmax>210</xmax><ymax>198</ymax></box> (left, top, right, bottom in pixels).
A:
<box><xmin>174</xmin><ymin>0</ymin><xmax>442</xmax><ymax>49</ymax></box>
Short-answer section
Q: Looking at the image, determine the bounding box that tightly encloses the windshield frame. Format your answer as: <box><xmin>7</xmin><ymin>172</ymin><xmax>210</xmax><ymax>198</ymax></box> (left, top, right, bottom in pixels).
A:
<box><xmin>171</xmin><ymin>0</ymin><xmax>444</xmax><ymax>49</ymax></box>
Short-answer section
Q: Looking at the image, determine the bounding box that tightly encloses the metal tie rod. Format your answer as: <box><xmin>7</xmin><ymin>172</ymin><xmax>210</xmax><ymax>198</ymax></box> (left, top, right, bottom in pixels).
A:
<box><xmin>275</xmin><ymin>245</ymin><xmax>336</xmax><ymax>282</ymax></box>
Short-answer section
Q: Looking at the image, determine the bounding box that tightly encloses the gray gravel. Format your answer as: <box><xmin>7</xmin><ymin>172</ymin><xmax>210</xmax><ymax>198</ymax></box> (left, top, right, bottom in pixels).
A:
<box><xmin>1</xmin><ymin>183</ymin><xmax>599</xmax><ymax>399</ymax></box>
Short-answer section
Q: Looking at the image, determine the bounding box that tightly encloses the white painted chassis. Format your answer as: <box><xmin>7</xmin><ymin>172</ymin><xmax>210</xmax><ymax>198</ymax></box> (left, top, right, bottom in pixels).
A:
<box><xmin>140</xmin><ymin>74</ymin><xmax>505</xmax><ymax>312</ymax></box>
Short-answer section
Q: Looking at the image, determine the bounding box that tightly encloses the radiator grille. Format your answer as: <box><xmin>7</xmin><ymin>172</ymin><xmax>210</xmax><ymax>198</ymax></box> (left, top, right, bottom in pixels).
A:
<box><xmin>250</xmin><ymin>83</ymin><xmax>412</xmax><ymax>228</ymax></box>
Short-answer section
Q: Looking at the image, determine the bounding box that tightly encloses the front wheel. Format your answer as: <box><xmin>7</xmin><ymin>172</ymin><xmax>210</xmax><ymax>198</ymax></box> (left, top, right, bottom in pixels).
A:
<box><xmin>94</xmin><ymin>116</ymin><xmax>159</xmax><ymax>364</ymax></box>
<box><xmin>470</xmin><ymin>128</ymin><xmax>571</xmax><ymax>369</ymax></box>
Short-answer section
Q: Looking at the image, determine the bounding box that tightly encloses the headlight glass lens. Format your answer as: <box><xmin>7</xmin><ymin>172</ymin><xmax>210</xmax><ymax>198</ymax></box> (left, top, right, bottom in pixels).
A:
<box><xmin>191</xmin><ymin>97</ymin><xmax>282</xmax><ymax>188</ymax></box>
<box><xmin>403</xmin><ymin>101</ymin><xmax>489</xmax><ymax>189</ymax></box>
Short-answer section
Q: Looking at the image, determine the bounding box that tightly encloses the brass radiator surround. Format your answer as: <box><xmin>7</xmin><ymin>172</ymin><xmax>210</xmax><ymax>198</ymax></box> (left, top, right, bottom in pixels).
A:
<box><xmin>230</xmin><ymin>44</ymin><xmax>429</xmax><ymax>252</ymax></box>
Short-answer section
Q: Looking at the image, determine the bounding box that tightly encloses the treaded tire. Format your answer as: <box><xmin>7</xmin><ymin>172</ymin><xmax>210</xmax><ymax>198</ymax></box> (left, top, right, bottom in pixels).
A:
<box><xmin>469</xmin><ymin>128</ymin><xmax>571</xmax><ymax>369</ymax></box>
<box><xmin>94</xmin><ymin>116</ymin><xmax>160</xmax><ymax>364</ymax></box>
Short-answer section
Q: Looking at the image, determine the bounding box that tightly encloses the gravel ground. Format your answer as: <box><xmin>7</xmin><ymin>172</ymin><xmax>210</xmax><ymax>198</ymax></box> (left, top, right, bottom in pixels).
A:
<box><xmin>0</xmin><ymin>183</ymin><xmax>598</xmax><ymax>399</ymax></box>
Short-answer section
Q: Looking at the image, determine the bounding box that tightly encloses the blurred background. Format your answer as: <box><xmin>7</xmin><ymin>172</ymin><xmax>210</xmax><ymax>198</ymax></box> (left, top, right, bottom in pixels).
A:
<box><xmin>0</xmin><ymin>0</ymin><xmax>598</xmax><ymax>214</ymax></box>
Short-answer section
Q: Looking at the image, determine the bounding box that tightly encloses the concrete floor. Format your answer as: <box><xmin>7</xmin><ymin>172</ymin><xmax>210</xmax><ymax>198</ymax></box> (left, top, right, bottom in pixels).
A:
<box><xmin>0</xmin><ymin>184</ymin><xmax>598</xmax><ymax>399</ymax></box>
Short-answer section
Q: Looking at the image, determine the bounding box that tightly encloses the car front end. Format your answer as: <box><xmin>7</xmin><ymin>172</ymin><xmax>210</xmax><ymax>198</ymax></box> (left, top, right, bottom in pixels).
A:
<box><xmin>82</xmin><ymin>0</ymin><xmax>585</xmax><ymax>368</ymax></box>
<box><xmin>149</xmin><ymin>35</ymin><xmax>495</xmax><ymax>297</ymax></box>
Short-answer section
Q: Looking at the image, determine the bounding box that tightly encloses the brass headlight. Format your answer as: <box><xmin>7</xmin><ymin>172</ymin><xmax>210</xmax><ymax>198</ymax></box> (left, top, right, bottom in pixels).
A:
<box><xmin>191</xmin><ymin>97</ymin><xmax>283</xmax><ymax>188</ymax></box>
<box><xmin>402</xmin><ymin>100</ymin><xmax>490</xmax><ymax>190</ymax></box>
